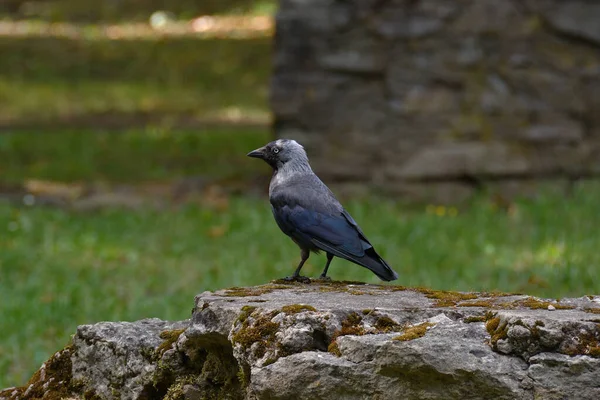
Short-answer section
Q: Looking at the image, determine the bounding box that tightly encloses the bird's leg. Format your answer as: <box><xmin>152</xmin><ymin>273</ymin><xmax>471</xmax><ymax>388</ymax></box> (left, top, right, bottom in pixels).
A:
<box><xmin>284</xmin><ymin>248</ymin><xmax>311</xmax><ymax>283</ymax></box>
<box><xmin>318</xmin><ymin>253</ymin><xmax>334</xmax><ymax>281</ymax></box>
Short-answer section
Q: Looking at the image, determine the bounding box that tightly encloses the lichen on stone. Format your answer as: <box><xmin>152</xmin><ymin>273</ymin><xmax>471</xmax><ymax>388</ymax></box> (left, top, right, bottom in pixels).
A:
<box><xmin>393</xmin><ymin>322</ymin><xmax>436</xmax><ymax>341</ymax></box>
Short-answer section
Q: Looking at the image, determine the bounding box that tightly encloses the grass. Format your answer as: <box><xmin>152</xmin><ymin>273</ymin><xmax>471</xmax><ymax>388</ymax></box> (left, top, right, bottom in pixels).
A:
<box><xmin>0</xmin><ymin>128</ymin><xmax>270</xmax><ymax>184</ymax></box>
<box><xmin>0</xmin><ymin>36</ymin><xmax>271</xmax><ymax>126</ymax></box>
<box><xmin>1</xmin><ymin>181</ymin><xmax>600</xmax><ymax>387</ymax></box>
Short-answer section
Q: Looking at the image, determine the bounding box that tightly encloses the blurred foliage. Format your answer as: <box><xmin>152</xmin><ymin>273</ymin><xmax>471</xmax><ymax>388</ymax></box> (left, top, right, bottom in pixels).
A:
<box><xmin>0</xmin><ymin>0</ymin><xmax>277</xmax><ymax>21</ymax></box>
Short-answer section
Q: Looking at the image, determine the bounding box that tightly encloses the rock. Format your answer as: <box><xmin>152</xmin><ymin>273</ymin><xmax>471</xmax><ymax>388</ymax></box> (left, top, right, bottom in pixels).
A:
<box><xmin>399</xmin><ymin>86</ymin><xmax>460</xmax><ymax>114</ymax></box>
<box><xmin>532</xmin><ymin>0</ymin><xmax>600</xmax><ymax>45</ymax></box>
<box><xmin>369</xmin><ymin>0</ymin><xmax>456</xmax><ymax>39</ymax></box>
<box><xmin>528</xmin><ymin>353</ymin><xmax>600</xmax><ymax>400</ymax></box>
<box><xmin>452</xmin><ymin>0</ymin><xmax>525</xmax><ymax>35</ymax></box>
<box><xmin>318</xmin><ymin>29</ymin><xmax>388</xmax><ymax>74</ymax></box>
<box><xmin>393</xmin><ymin>142</ymin><xmax>530</xmax><ymax>180</ymax></box>
<box><xmin>523</xmin><ymin>119</ymin><xmax>584</xmax><ymax>144</ymax></box>
<box><xmin>71</xmin><ymin>319</ymin><xmax>189</xmax><ymax>399</ymax></box>
<box><xmin>3</xmin><ymin>282</ymin><xmax>600</xmax><ymax>400</ymax></box>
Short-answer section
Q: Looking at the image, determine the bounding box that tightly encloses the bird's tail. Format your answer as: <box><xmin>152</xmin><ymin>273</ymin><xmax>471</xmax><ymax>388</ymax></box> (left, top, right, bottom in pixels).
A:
<box><xmin>357</xmin><ymin>249</ymin><xmax>399</xmax><ymax>282</ymax></box>
<box><xmin>312</xmin><ymin>238</ymin><xmax>399</xmax><ymax>282</ymax></box>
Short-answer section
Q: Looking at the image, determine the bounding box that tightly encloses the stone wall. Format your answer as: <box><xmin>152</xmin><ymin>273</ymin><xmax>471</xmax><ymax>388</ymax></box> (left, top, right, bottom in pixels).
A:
<box><xmin>271</xmin><ymin>0</ymin><xmax>600</xmax><ymax>202</ymax></box>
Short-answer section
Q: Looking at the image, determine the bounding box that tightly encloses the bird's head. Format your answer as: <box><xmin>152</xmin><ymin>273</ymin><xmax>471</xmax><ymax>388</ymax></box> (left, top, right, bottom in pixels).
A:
<box><xmin>247</xmin><ymin>139</ymin><xmax>309</xmax><ymax>170</ymax></box>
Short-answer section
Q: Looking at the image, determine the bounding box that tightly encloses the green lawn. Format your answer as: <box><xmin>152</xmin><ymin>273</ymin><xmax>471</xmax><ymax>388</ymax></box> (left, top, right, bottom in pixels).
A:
<box><xmin>1</xmin><ymin>182</ymin><xmax>599</xmax><ymax>387</ymax></box>
<box><xmin>0</xmin><ymin>36</ymin><xmax>271</xmax><ymax>126</ymax></box>
<box><xmin>0</xmin><ymin>128</ymin><xmax>270</xmax><ymax>184</ymax></box>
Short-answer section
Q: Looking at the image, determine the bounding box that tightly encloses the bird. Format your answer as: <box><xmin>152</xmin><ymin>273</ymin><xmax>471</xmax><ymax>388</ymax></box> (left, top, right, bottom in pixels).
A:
<box><xmin>247</xmin><ymin>139</ymin><xmax>399</xmax><ymax>282</ymax></box>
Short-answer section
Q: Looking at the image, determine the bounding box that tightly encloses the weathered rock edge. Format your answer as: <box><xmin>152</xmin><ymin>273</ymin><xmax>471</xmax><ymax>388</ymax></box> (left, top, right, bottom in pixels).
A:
<box><xmin>2</xmin><ymin>281</ymin><xmax>600</xmax><ymax>400</ymax></box>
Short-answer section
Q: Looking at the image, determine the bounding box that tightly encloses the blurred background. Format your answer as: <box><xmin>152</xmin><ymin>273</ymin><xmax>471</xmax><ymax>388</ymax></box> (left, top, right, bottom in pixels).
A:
<box><xmin>1</xmin><ymin>0</ymin><xmax>599</xmax><ymax>387</ymax></box>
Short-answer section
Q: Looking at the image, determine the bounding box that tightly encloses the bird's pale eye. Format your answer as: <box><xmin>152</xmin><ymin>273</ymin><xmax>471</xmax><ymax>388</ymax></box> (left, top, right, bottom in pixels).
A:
<box><xmin>273</xmin><ymin>148</ymin><xmax>279</xmax><ymax>154</ymax></box>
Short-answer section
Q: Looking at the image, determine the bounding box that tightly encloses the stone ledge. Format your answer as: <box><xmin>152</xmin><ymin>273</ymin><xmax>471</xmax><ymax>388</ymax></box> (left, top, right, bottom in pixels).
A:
<box><xmin>2</xmin><ymin>282</ymin><xmax>599</xmax><ymax>400</ymax></box>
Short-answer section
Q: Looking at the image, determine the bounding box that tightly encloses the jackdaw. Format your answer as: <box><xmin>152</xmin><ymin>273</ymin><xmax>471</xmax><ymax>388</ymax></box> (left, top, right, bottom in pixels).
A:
<box><xmin>247</xmin><ymin>139</ymin><xmax>399</xmax><ymax>282</ymax></box>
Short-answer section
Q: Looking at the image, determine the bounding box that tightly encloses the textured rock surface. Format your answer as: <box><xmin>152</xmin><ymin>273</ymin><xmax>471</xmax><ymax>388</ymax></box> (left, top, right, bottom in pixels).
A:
<box><xmin>2</xmin><ymin>282</ymin><xmax>600</xmax><ymax>399</ymax></box>
<box><xmin>271</xmin><ymin>0</ymin><xmax>600</xmax><ymax>203</ymax></box>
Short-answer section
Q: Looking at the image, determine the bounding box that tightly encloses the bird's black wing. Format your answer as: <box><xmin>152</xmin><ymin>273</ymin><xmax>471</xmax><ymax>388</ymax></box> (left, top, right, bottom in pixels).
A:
<box><xmin>272</xmin><ymin>202</ymin><xmax>367</xmax><ymax>257</ymax></box>
<box><xmin>270</xmin><ymin>177</ymin><xmax>398</xmax><ymax>281</ymax></box>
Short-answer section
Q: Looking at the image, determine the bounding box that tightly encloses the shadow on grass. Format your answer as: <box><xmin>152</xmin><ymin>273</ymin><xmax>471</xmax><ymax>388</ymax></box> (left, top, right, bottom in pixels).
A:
<box><xmin>0</xmin><ymin>36</ymin><xmax>271</xmax><ymax>127</ymax></box>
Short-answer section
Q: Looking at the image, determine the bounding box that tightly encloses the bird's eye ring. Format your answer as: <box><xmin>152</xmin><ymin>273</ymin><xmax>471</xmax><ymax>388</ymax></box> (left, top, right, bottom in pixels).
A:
<box><xmin>273</xmin><ymin>148</ymin><xmax>279</xmax><ymax>154</ymax></box>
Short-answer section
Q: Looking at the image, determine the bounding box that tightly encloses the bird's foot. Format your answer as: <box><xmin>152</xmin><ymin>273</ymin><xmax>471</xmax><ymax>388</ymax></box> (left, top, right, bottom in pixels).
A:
<box><xmin>282</xmin><ymin>275</ymin><xmax>311</xmax><ymax>284</ymax></box>
<box><xmin>316</xmin><ymin>275</ymin><xmax>332</xmax><ymax>282</ymax></box>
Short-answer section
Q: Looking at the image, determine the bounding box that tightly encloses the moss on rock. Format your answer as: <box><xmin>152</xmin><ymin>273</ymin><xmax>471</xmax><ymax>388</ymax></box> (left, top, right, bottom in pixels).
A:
<box><xmin>393</xmin><ymin>322</ymin><xmax>436</xmax><ymax>342</ymax></box>
<box><xmin>513</xmin><ymin>297</ymin><xmax>574</xmax><ymax>310</ymax></box>
<box><xmin>156</xmin><ymin>328</ymin><xmax>186</xmax><ymax>357</ymax></box>
<box><xmin>232</xmin><ymin>310</ymin><xmax>280</xmax><ymax>358</ymax></box>
<box><xmin>236</xmin><ymin>305</ymin><xmax>258</xmax><ymax>324</ymax></box>
<box><xmin>486</xmin><ymin>316</ymin><xmax>509</xmax><ymax>349</ymax></box>
<box><xmin>374</xmin><ymin>316</ymin><xmax>402</xmax><ymax>333</ymax></box>
<box><xmin>1</xmin><ymin>345</ymin><xmax>77</xmax><ymax>400</ymax></box>
<box><xmin>327</xmin><ymin>341</ymin><xmax>342</xmax><ymax>357</ymax></box>
<box><xmin>416</xmin><ymin>288</ymin><xmax>478</xmax><ymax>307</ymax></box>
<box><xmin>464</xmin><ymin>315</ymin><xmax>487</xmax><ymax>323</ymax></box>
<box><xmin>281</xmin><ymin>304</ymin><xmax>317</xmax><ymax>314</ymax></box>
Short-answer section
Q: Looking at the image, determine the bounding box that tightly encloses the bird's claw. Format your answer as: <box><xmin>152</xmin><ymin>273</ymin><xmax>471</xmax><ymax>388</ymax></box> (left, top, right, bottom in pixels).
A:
<box><xmin>283</xmin><ymin>275</ymin><xmax>311</xmax><ymax>284</ymax></box>
<box><xmin>317</xmin><ymin>275</ymin><xmax>332</xmax><ymax>282</ymax></box>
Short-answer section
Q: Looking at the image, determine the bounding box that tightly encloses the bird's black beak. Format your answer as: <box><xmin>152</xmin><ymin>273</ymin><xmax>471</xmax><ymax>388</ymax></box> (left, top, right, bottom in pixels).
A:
<box><xmin>247</xmin><ymin>146</ymin><xmax>266</xmax><ymax>159</ymax></box>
